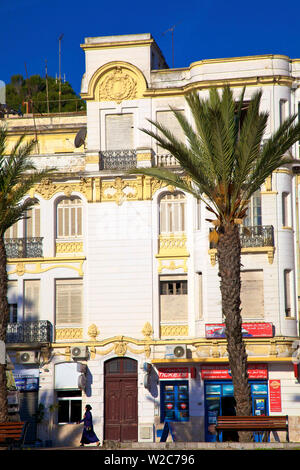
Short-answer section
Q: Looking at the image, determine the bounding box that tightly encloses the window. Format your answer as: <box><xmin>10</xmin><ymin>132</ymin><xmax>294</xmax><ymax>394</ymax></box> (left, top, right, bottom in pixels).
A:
<box><xmin>55</xmin><ymin>279</ymin><xmax>83</xmax><ymax>325</ymax></box>
<box><xmin>57</xmin><ymin>390</ymin><xmax>82</xmax><ymax>424</ymax></box>
<box><xmin>240</xmin><ymin>270</ymin><xmax>264</xmax><ymax>319</ymax></box>
<box><xmin>279</xmin><ymin>99</ymin><xmax>288</xmax><ymax>125</ymax></box>
<box><xmin>160</xmin><ymin>279</ymin><xmax>188</xmax><ymax>295</ymax></box>
<box><xmin>24</xmin><ymin>280</ymin><xmax>40</xmax><ymax>321</ymax></box>
<box><xmin>159</xmin><ymin>275</ymin><xmax>188</xmax><ymax>324</ymax></box>
<box><xmin>244</xmin><ymin>190</ymin><xmax>261</xmax><ymax>226</ymax></box>
<box><xmin>56</xmin><ymin>197</ymin><xmax>82</xmax><ymax>238</ymax></box>
<box><xmin>160</xmin><ymin>381</ymin><xmax>189</xmax><ymax>422</ymax></box>
<box><xmin>24</xmin><ymin>200</ymin><xmax>40</xmax><ymax>238</ymax></box>
<box><xmin>4</xmin><ymin>221</ymin><xmax>18</xmax><ymax>239</ymax></box>
<box><xmin>156</xmin><ymin>110</ymin><xmax>185</xmax><ymax>153</ymax></box>
<box><xmin>159</xmin><ymin>192</ymin><xmax>186</xmax><ymax>233</ymax></box>
<box><xmin>284</xmin><ymin>270</ymin><xmax>292</xmax><ymax>317</ymax></box>
<box><xmin>105</xmin><ymin>114</ymin><xmax>134</xmax><ymax>150</ymax></box>
<box><xmin>8</xmin><ymin>281</ymin><xmax>18</xmax><ymax>322</ymax></box>
<box><xmin>282</xmin><ymin>192</ymin><xmax>290</xmax><ymax>227</ymax></box>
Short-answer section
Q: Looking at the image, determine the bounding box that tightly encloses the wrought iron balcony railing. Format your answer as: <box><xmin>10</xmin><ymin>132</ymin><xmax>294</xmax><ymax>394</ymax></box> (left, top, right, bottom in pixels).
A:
<box><xmin>210</xmin><ymin>225</ymin><xmax>274</xmax><ymax>249</ymax></box>
<box><xmin>4</xmin><ymin>237</ymin><xmax>43</xmax><ymax>258</ymax></box>
<box><xmin>100</xmin><ymin>149</ymin><xmax>137</xmax><ymax>170</ymax></box>
<box><xmin>6</xmin><ymin>320</ymin><xmax>52</xmax><ymax>343</ymax></box>
<box><xmin>239</xmin><ymin>225</ymin><xmax>274</xmax><ymax>248</ymax></box>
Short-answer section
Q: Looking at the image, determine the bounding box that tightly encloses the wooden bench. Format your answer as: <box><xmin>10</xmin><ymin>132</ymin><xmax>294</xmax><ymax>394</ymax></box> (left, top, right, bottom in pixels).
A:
<box><xmin>0</xmin><ymin>422</ymin><xmax>29</xmax><ymax>449</ymax></box>
<box><xmin>215</xmin><ymin>415</ymin><xmax>289</xmax><ymax>442</ymax></box>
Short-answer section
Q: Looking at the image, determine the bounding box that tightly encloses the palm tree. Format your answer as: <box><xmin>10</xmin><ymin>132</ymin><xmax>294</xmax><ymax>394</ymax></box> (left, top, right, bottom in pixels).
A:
<box><xmin>0</xmin><ymin>126</ymin><xmax>55</xmax><ymax>422</ymax></box>
<box><xmin>129</xmin><ymin>87</ymin><xmax>300</xmax><ymax>440</ymax></box>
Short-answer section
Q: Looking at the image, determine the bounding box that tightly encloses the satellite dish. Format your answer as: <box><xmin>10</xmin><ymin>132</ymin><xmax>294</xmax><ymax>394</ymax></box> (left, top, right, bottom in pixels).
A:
<box><xmin>74</xmin><ymin>126</ymin><xmax>87</xmax><ymax>148</ymax></box>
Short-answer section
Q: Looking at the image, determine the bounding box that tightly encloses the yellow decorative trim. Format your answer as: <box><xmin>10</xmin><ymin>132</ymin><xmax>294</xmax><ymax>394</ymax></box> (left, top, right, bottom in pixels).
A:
<box><xmin>274</xmin><ymin>168</ymin><xmax>292</xmax><ymax>175</ymax></box>
<box><xmin>80</xmin><ymin>38</ymin><xmax>154</xmax><ymax>51</ymax></box>
<box><xmin>264</xmin><ymin>175</ymin><xmax>272</xmax><ymax>191</ymax></box>
<box><xmin>161</xmin><ymin>325</ymin><xmax>189</xmax><ymax>336</ymax></box>
<box><xmin>208</xmin><ymin>249</ymin><xmax>217</xmax><ymax>266</ymax></box>
<box><xmin>56</xmin><ymin>241</ymin><xmax>84</xmax><ymax>254</ymax></box>
<box><xmin>208</xmin><ymin>247</ymin><xmax>275</xmax><ymax>265</ymax></box>
<box><xmin>101</xmin><ymin>176</ymin><xmax>140</xmax><ymax>204</ymax></box>
<box><xmin>157</xmin><ymin>258</ymin><xmax>188</xmax><ymax>273</ymax></box>
<box><xmin>157</xmin><ymin>234</ymin><xmax>189</xmax><ymax>257</ymax></box>
<box><xmin>50</xmin><ymin>333</ymin><xmax>297</xmax><ymax>363</ymax></box>
<box><xmin>85</xmin><ymin>155</ymin><xmax>99</xmax><ymax>164</ymax></box>
<box><xmin>81</xmin><ymin>61</ymin><xmax>147</xmax><ymax>102</ymax></box>
<box><xmin>144</xmin><ymin>75</ymin><xmax>294</xmax><ymax>99</ymax></box>
<box><xmin>260</xmin><ymin>191</ymin><xmax>278</xmax><ymax>195</ymax></box>
<box><xmin>7</xmin><ymin>256</ymin><xmax>85</xmax><ymax>277</ymax></box>
<box><xmin>88</xmin><ymin>324</ymin><xmax>100</xmax><ymax>340</ymax></box>
<box><xmin>33</xmin><ymin>178</ymin><xmax>93</xmax><ymax>202</ymax></box>
<box><xmin>189</xmin><ymin>54</ymin><xmax>290</xmax><ymax>69</ymax></box>
<box><xmin>136</xmin><ymin>152</ymin><xmax>152</xmax><ymax>162</ymax></box>
<box><xmin>56</xmin><ymin>328</ymin><xmax>83</xmax><ymax>340</ymax></box>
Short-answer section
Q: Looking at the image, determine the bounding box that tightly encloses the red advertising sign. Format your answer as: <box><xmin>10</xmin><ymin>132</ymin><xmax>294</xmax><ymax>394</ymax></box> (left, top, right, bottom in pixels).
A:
<box><xmin>158</xmin><ymin>367</ymin><xmax>189</xmax><ymax>379</ymax></box>
<box><xmin>269</xmin><ymin>380</ymin><xmax>282</xmax><ymax>412</ymax></box>
<box><xmin>205</xmin><ymin>323</ymin><xmax>273</xmax><ymax>339</ymax></box>
<box><xmin>201</xmin><ymin>364</ymin><xmax>268</xmax><ymax>380</ymax></box>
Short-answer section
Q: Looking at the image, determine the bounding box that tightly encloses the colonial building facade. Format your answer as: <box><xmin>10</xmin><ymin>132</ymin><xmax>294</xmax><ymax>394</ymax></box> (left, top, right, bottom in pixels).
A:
<box><xmin>3</xmin><ymin>33</ymin><xmax>300</xmax><ymax>445</ymax></box>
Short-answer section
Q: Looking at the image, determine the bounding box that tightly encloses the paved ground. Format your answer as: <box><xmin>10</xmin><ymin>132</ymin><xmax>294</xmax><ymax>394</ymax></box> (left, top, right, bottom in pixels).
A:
<box><xmin>15</xmin><ymin>441</ymin><xmax>300</xmax><ymax>450</ymax></box>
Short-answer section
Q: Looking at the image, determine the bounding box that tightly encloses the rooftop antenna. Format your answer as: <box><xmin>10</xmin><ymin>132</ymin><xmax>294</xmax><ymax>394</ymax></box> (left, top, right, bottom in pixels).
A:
<box><xmin>58</xmin><ymin>33</ymin><xmax>64</xmax><ymax>112</ymax></box>
<box><xmin>45</xmin><ymin>60</ymin><xmax>50</xmax><ymax>114</ymax></box>
<box><xmin>162</xmin><ymin>23</ymin><xmax>181</xmax><ymax>68</ymax></box>
<box><xmin>24</xmin><ymin>62</ymin><xmax>40</xmax><ymax>154</ymax></box>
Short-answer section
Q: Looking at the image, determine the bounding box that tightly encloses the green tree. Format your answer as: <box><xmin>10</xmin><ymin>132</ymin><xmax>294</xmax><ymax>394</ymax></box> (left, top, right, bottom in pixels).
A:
<box><xmin>130</xmin><ymin>87</ymin><xmax>300</xmax><ymax>441</ymax></box>
<box><xmin>0</xmin><ymin>127</ymin><xmax>55</xmax><ymax>422</ymax></box>
<box><xmin>5</xmin><ymin>74</ymin><xmax>85</xmax><ymax>114</ymax></box>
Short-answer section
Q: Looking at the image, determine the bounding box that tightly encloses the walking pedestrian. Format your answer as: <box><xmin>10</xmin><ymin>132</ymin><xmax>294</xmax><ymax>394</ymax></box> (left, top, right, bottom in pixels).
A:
<box><xmin>77</xmin><ymin>404</ymin><xmax>100</xmax><ymax>446</ymax></box>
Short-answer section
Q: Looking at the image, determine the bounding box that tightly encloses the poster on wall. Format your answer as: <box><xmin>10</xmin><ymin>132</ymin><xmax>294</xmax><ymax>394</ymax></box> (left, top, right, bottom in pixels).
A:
<box><xmin>201</xmin><ymin>364</ymin><xmax>268</xmax><ymax>380</ymax></box>
<box><xmin>269</xmin><ymin>380</ymin><xmax>282</xmax><ymax>412</ymax></box>
<box><xmin>205</xmin><ymin>323</ymin><xmax>274</xmax><ymax>339</ymax></box>
<box><xmin>158</xmin><ymin>367</ymin><xmax>189</xmax><ymax>379</ymax></box>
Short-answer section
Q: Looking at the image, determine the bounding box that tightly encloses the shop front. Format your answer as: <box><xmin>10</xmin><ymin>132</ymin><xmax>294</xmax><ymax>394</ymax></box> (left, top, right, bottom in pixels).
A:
<box><xmin>202</xmin><ymin>364</ymin><xmax>269</xmax><ymax>442</ymax></box>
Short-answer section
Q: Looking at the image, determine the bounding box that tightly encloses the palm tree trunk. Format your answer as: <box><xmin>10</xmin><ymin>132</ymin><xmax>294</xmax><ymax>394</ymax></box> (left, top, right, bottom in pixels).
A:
<box><xmin>217</xmin><ymin>223</ymin><xmax>252</xmax><ymax>441</ymax></box>
<box><xmin>0</xmin><ymin>235</ymin><xmax>9</xmax><ymax>422</ymax></box>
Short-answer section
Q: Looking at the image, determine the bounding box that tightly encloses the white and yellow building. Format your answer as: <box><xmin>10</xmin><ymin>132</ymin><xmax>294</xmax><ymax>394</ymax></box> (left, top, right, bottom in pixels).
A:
<box><xmin>3</xmin><ymin>33</ymin><xmax>300</xmax><ymax>445</ymax></box>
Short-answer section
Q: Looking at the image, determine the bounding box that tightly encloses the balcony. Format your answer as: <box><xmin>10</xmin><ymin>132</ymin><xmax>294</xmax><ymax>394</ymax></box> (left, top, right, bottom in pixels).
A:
<box><xmin>209</xmin><ymin>225</ymin><xmax>275</xmax><ymax>265</ymax></box>
<box><xmin>239</xmin><ymin>225</ymin><xmax>274</xmax><ymax>248</ymax></box>
<box><xmin>156</xmin><ymin>153</ymin><xmax>180</xmax><ymax>167</ymax></box>
<box><xmin>209</xmin><ymin>225</ymin><xmax>274</xmax><ymax>249</ymax></box>
<box><xmin>6</xmin><ymin>320</ymin><xmax>52</xmax><ymax>343</ymax></box>
<box><xmin>100</xmin><ymin>149</ymin><xmax>137</xmax><ymax>170</ymax></box>
<box><xmin>5</xmin><ymin>237</ymin><xmax>43</xmax><ymax>258</ymax></box>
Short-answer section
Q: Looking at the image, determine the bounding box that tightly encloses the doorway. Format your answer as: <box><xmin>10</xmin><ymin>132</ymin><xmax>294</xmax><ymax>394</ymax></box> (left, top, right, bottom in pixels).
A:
<box><xmin>104</xmin><ymin>357</ymin><xmax>138</xmax><ymax>442</ymax></box>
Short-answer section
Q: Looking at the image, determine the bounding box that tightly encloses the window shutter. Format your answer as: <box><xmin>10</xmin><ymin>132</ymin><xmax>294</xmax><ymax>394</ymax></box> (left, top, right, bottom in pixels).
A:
<box><xmin>24</xmin><ymin>280</ymin><xmax>40</xmax><ymax>321</ymax></box>
<box><xmin>56</xmin><ymin>279</ymin><xmax>82</xmax><ymax>325</ymax></box>
<box><xmin>156</xmin><ymin>110</ymin><xmax>185</xmax><ymax>152</ymax></box>
<box><xmin>241</xmin><ymin>270</ymin><xmax>264</xmax><ymax>318</ymax></box>
<box><xmin>105</xmin><ymin>114</ymin><xmax>134</xmax><ymax>150</ymax></box>
<box><xmin>5</xmin><ymin>222</ymin><xmax>18</xmax><ymax>239</ymax></box>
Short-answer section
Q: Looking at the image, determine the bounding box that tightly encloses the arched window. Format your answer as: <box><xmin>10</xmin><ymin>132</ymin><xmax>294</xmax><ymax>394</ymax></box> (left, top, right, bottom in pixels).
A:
<box><xmin>56</xmin><ymin>196</ymin><xmax>82</xmax><ymax>238</ymax></box>
<box><xmin>159</xmin><ymin>192</ymin><xmax>186</xmax><ymax>233</ymax></box>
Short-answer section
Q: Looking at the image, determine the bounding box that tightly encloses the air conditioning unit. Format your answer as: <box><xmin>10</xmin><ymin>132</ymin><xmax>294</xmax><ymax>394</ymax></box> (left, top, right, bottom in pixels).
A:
<box><xmin>17</xmin><ymin>351</ymin><xmax>39</xmax><ymax>365</ymax></box>
<box><xmin>165</xmin><ymin>344</ymin><xmax>187</xmax><ymax>359</ymax></box>
<box><xmin>71</xmin><ymin>346</ymin><xmax>88</xmax><ymax>360</ymax></box>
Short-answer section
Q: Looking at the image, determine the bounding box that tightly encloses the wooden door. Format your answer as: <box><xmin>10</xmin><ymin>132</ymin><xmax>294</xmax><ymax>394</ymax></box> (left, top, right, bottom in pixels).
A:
<box><xmin>104</xmin><ymin>358</ymin><xmax>138</xmax><ymax>442</ymax></box>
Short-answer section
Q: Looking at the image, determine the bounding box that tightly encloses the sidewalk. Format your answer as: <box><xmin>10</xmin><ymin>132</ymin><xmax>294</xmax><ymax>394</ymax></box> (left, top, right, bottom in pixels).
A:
<box><xmin>16</xmin><ymin>441</ymin><xmax>300</xmax><ymax>450</ymax></box>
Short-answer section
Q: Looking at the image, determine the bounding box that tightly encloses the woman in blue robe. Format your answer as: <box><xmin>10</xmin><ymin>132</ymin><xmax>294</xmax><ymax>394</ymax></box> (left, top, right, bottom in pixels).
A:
<box><xmin>78</xmin><ymin>404</ymin><xmax>100</xmax><ymax>446</ymax></box>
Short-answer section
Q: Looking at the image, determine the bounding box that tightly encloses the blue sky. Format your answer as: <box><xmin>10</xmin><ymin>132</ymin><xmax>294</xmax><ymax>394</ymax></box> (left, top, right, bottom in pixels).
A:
<box><xmin>1</xmin><ymin>0</ymin><xmax>300</xmax><ymax>95</ymax></box>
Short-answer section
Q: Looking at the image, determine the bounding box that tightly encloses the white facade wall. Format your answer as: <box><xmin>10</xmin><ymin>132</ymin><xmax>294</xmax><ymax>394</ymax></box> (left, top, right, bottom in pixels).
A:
<box><xmin>5</xmin><ymin>33</ymin><xmax>300</xmax><ymax>446</ymax></box>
